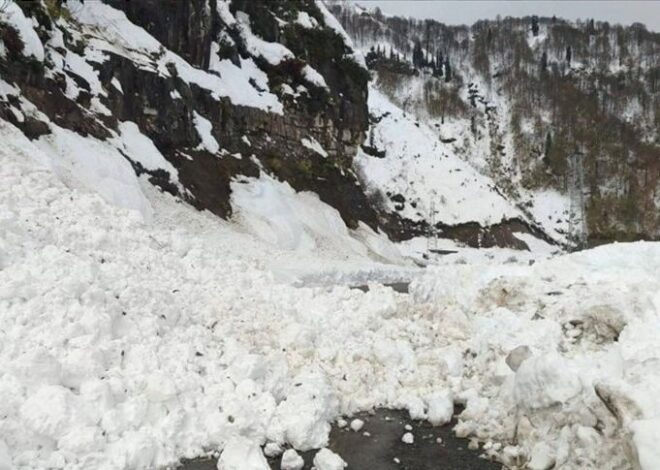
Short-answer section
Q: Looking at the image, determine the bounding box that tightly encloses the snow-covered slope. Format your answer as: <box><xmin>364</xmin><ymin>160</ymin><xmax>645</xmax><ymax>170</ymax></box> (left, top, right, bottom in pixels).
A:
<box><xmin>357</xmin><ymin>87</ymin><xmax>521</xmax><ymax>226</ymax></box>
<box><xmin>331</xmin><ymin>1</ymin><xmax>660</xmax><ymax>247</ymax></box>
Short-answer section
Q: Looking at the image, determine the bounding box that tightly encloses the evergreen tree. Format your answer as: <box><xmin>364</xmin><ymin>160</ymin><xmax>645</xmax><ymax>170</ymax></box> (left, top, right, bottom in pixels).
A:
<box><xmin>544</xmin><ymin>131</ymin><xmax>552</xmax><ymax>161</ymax></box>
<box><xmin>531</xmin><ymin>15</ymin><xmax>539</xmax><ymax>36</ymax></box>
<box><xmin>587</xmin><ymin>18</ymin><xmax>596</xmax><ymax>35</ymax></box>
<box><xmin>444</xmin><ymin>57</ymin><xmax>452</xmax><ymax>82</ymax></box>
<box><xmin>566</xmin><ymin>45</ymin><xmax>572</xmax><ymax>65</ymax></box>
<box><xmin>412</xmin><ymin>40</ymin><xmax>423</xmax><ymax>68</ymax></box>
<box><xmin>541</xmin><ymin>51</ymin><xmax>548</xmax><ymax>72</ymax></box>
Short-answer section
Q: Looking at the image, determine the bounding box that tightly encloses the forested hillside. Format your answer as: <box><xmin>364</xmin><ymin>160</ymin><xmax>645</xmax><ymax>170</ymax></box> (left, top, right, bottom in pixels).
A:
<box><xmin>331</xmin><ymin>1</ymin><xmax>660</xmax><ymax>246</ymax></box>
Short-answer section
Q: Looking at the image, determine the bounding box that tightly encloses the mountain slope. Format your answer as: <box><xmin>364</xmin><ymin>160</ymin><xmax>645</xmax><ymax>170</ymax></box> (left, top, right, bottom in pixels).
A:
<box><xmin>0</xmin><ymin>0</ymin><xmax>555</xmax><ymax>253</ymax></box>
<box><xmin>330</xmin><ymin>1</ymin><xmax>660</xmax><ymax>247</ymax></box>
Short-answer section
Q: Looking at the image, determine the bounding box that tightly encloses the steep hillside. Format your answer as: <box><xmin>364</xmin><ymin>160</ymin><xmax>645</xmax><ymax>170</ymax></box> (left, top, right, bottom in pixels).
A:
<box><xmin>330</xmin><ymin>1</ymin><xmax>660</xmax><ymax>247</ymax></box>
<box><xmin>0</xmin><ymin>0</ymin><xmax>377</xmax><ymax>229</ymax></box>
<box><xmin>0</xmin><ymin>0</ymin><xmax>554</xmax><ymax>253</ymax></box>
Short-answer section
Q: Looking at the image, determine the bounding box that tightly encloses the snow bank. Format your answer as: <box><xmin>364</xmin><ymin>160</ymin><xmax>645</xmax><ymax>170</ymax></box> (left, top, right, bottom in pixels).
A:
<box><xmin>0</xmin><ymin>123</ymin><xmax>418</xmax><ymax>470</ymax></box>
<box><xmin>4</xmin><ymin>121</ymin><xmax>153</xmax><ymax>221</ymax></box>
<box><xmin>230</xmin><ymin>173</ymin><xmax>401</xmax><ymax>264</ymax></box>
<box><xmin>411</xmin><ymin>241</ymin><xmax>660</xmax><ymax>469</ymax></box>
<box><xmin>2</xmin><ymin>116</ymin><xmax>657</xmax><ymax>470</ymax></box>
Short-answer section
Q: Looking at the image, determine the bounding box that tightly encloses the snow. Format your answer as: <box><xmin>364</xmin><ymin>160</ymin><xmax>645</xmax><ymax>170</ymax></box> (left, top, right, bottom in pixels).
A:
<box><xmin>236</xmin><ymin>12</ymin><xmax>294</xmax><ymax>65</ymax></box>
<box><xmin>0</xmin><ymin>1</ymin><xmax>45</xmax><ymax>61</ymax></box>
<box><xmin>193</xmin><ymin>111</ymin><xmax>220</xmax><ymax>154</ymax></box>
<box><xmin>522</xmin><ymin>189</ymin><xmax>571</xmax><ymax>244</ymax></box>
<box><xmin>356</xmin><ymin>87</ymin><xmax>521</xmax><ymax>225</ymax></box>
<box><xmin>70</xmin><ymin>1</ymin><xmax>283</xmax><ymax>114</ymax></box>
<box><xmin>401</xmin><ymin>432</ymin><xmax>414</xmax><ymax>444</ymax></box>
<box><xmin>230</xmin><ymin>173</ymin><xmax>402</xmax><ymax>264</ymax></box>
<box><xmin>115</xmin><ymin>121</ymin><xmax>179</xmax><ymax>180</ymax></box>
<box><xmin>313</xmin><ymin>448</ymin><xmax>346</xmax><ymax>470</ymax></box>
<box><xmin>301</xmin><ymin>136</ymin><xmax>328</xmax><ymax>157</ymax></box>
<box><xmin>2</xmin><ymin>113</ymin><xmax>660</xmax><ymax>470</ymax></box>
<box><xmin>302</xmin><ymin>64</ymin><xmax>328</xmax><ymax>89</ymax></box>
<box><xmin>31</xmin><ymin>123</ymin><xmax>154</xmax><ymax>221</ymax></box>
<box><xmin>295</xmin><ymin>12</ymin><xmax>318</xmax><ymax>29</ymax></box>
<box><xmin>280</xmin><ymin>449</ymin><xmax>304</xmax><ymax>470</ymax></box>
<box><xmin>217</xmin><ymin>437</ymin><xmax>269</xmax><ymax>470</ymax></box>
<box><xmin>411</xmin><ymin>241</ymin><xmax>660</xmax><ymax>469</ymax></box>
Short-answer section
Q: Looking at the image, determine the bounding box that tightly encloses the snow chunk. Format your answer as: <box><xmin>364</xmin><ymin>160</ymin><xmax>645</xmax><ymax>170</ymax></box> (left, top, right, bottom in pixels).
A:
<box><xmin>217</xmin><ymin>437</ymin><xmax>270</xmax><ymax>470</ymax></box>
<box><xmin>263</xmin><ymin>442</ymin><xmax>282</xmax><ymax>458</ymax></box>
<box><xmin>313</xmin><ymin>448</ymin><xmax>347</xmax><ymax>470</ymax></box>
<box><xmin>301</xmin><ymin>136</ymin><xmax>328</xmax><ymax>158</ymax></box>
<box><xmin>193</xmin><ymin>111</ymin><xmax>220</xmax><ymax>154</ymax></box>
<box><xmin>280</xmin><ymin>449</ymin><xmax>304</xmax><ymax>470</ymax></box>
<box><xmin>401</xmin><ymin>432</ymin><xmax>414</xmax><ymax>444</ymax></box>
<box><xmin>426</xmin><ymin>390</ymin><xmax>453</xmax><ymax>426</ymax></box>
<box><xmin>514</xmin><ymin>353</ymin><xmax>582</xmax><ymax>410</ymax></box>
<box><xmin>20</xmin><ymin>385</ymin><xmax>74</xmax><ymax>439</ymax></box>
<box><xmin>0</xmin><ymin>2</ymin><xmax>44</xmax><ymax>61</ymax></box>
<box><xmin>349</xmin><ymin>419</ymin><xmax>364</xmax><ymax>432</ymax></box>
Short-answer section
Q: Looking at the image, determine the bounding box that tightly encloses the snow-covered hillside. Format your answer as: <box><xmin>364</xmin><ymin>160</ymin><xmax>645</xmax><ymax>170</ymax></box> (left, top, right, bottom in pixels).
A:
<box><xmin>331</xmin><ymin>1</ymin><xmax>660</xmax><ymax>246</ymax></box>
<box><xmin>357</xmin><ymin>87</ymin><xmax>521</xmax><ymax>226</ymax></box>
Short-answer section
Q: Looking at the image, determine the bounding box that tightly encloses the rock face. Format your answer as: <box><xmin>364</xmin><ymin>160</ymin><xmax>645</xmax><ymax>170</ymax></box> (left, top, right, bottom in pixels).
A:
<box><xmin>0</xmin><ymin>0</ymin><xmax>378</xmax><ymax>228</ymax></box>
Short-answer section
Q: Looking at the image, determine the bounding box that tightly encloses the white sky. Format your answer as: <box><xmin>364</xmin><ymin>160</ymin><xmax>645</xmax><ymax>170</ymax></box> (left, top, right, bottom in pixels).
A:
<box><xmin>356</xmin><ymin>1</ymin><xmax>660</xmax><ymax>32</ymax></box>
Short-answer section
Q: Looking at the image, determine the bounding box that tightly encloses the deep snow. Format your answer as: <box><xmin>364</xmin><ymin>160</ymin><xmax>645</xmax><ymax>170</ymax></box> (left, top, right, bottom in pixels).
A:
<box><xmin>2</xmin><ymin>115</ymin><xmax>660</xmax><ymax>470</ymax></box>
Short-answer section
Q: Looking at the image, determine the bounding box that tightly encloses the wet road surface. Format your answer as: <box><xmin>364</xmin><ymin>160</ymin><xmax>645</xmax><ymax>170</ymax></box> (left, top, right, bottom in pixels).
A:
<box><xmin>178</xmin><ymin>408</ymin><xmax>501</xmax><ymax>470</ymax></box>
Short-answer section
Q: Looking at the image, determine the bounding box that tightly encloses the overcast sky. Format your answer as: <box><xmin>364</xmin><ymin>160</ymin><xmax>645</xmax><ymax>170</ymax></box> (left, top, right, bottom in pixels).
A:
<box><xmin>356</xmin><ymin>1</ymin><xmax>660</xmax><ymax>32</ymax></box>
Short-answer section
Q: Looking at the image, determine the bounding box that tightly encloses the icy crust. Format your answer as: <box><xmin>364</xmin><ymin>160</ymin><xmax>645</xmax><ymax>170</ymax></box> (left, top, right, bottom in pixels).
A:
<box><xmin>355</xmin><ymin>88</ymin><xmax>522</xmax><ymax>225</ymax></box>
<box><xmin>411</xmin><ymin>241</ymin><xmax>660</xmax><ymax>469</ymax></box>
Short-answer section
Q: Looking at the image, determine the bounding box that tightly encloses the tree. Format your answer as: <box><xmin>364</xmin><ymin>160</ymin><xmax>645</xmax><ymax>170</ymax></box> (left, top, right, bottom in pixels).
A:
<box><xmin>566</xmin><ymin>45</ymin><xmax>572</xmax><ymax>65</ymax></box>
<box><xmin>412</xmin><ymin>40</ymin><xmax>423</xmax><ymax>68</ymax></box>
<box><xmin>587</xmin><ymin>18</ymin><xmax>596</xmax><ymax>35</ymax></box>
<box><xmin>541</xmin><ymin>51</ymin><xmax>548</xmax><ymax>72</ymax></box>
<box><xmin>531</xmin><ymin>16</ymin><xmax>539</xmax><ymax>37</ymax></box>
<box><xmin>544</xmin><ymin>131</ymin><xmax>552</xmax><ymax>162</ymax></box>
<box><xmin>444</xmin><ymin>57</ymin><xmax>452</xmax><ymax>82</ymax></box>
